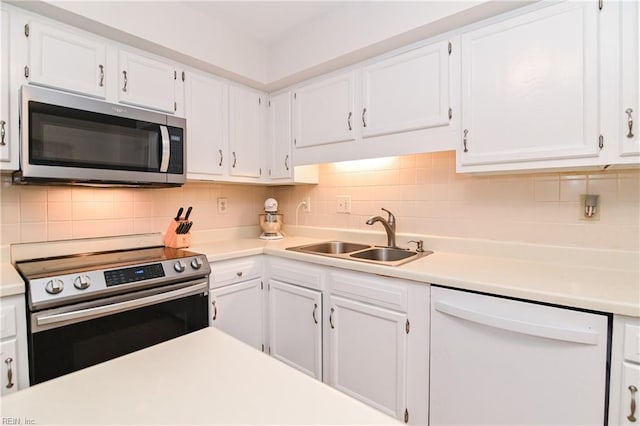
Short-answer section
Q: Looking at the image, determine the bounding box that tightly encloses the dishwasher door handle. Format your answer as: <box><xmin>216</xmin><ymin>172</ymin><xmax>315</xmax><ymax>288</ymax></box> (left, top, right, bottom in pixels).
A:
<box><xmin>434</xmin><ymin>301</ymin><xmax>599</xmax><ymax>345</ymax></box>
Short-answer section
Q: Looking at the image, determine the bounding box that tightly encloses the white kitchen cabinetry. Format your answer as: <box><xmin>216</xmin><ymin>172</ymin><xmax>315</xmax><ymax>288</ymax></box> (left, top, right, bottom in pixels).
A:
<box><xmin>117</xmin><ymin>49</ymin><xmax>177</xmax><ymax>114</ymax></box>
<box><xmin>458</xmin><ymin>2</ymin><xmax>604</xmax><ymax>173</ymax></box>
<box><xmin>293</xmin><ymin>71</ymin><xmax>357</xmax><ymax>149</ymax></box>
<box><xmin>185</xmin><ymin>71</ymin><xmax>227</xmax><ymax>179</ymax></box>
<box><xmin>228</xmin><ymin>85</ymin><xmax>265</xmax><ymax>179</ymax></box>
<box><xmin>361</xmin><ymin>41</ymin><xmax>453</xmax><ymax>139</ymax></box>
<box><xmin>609</xmin><ymin>316</ymin><xmax>640</xmax><ymax>426</ymax></box>
<box><xmin>209</xmin><ymin>256</ymin><xmax>264</xmax><ymax>350</ymax></box>
<box><xmin>25</xmin><ymin>20</ymin><xmax>107</xmax><ymax>99</ymax></box>
<box><xmin>327</xmin><ymin>270</ymin><xmax>428</xmax><ymax>424</ymax></box>
<box><xmin>0</xmin><ymin>295</ymin><xmax>29</xmax><ymax>395</ymax></box>
<box><xmin>1</xmin><ymin>9</ymin><xmax>10</xmax><ymax>163</ymax></box>
<box><xmin>266</xmin><ymin>257</ymin><xmax>324</xmax><ymax>379</ymax></box>
<box><xmin>430</xmin><ymin>286</ymin><xmax>609</xmax><ymax>426</ymax></box>
<box><xmin>619</xmin><ymin>0</ymin><xmax>640</xmax><ymax>157</ymax></box>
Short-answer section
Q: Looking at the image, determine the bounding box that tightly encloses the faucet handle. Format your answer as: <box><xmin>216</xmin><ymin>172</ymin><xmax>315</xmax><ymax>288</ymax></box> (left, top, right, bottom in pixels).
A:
<box><xmin>408</xmin><ymin>240</ymin><xmax>424</xmax><ymax>252</ymax></box>
<box><xmin>381</xmin><ymin>208</ymin><xmax>395</xmax><ymax>225</ymax></box>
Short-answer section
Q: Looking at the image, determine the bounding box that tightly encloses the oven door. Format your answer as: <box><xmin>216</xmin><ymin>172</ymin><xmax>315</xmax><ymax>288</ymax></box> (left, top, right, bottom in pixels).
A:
<box><xmin>19</xmin><ymin>85</ymin><xmax>185</xmax><ymax>186</ymax></box>
<box><xmin>28</xmin><ymin>280</ymin><xmax>208</xmax><ymax>385</ymax></box>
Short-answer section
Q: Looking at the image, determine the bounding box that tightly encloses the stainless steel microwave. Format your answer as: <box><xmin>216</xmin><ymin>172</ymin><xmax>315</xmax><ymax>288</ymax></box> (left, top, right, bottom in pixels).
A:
<box><xmin>14</xmin><ymin>85</ymin><xmax>186</xmax><ymax>187</ymax></box>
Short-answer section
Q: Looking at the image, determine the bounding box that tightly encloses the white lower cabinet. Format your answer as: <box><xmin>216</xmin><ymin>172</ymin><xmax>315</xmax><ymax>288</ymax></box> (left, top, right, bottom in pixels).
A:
<box><xmin>267</xmin><ymin>280</ymin><xmax>322</xmax><ymax>379</ymax></box>
<box><xmin>609</xmin><ymin>316</ymin><xmax>640</xmax><ymax>426</ymax></box>
<box><xmin>209</xmin><ymin>256</ymin><xmax>265</xmax><ymax>350</ymax></box>
<box><xmin>0</xmin><ymin>295</ymin><xmax>29</xmax><ymax>394</ymax></box>
<box><xmin>430</xmin><ymin>286</ymin><xmax>609</xmax><ymax>426</ymax></box>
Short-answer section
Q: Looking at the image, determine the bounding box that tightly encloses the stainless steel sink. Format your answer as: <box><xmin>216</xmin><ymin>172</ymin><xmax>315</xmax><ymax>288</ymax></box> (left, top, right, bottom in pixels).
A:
<box><xmin>287</xmin><ymin>241</ymin><xmax>432</xmax><ymax>266</ymax></box>
<box><xmin>296</xmin><ymin>241</ymin><xmax>371</xmax><ymax>255</ymax></box>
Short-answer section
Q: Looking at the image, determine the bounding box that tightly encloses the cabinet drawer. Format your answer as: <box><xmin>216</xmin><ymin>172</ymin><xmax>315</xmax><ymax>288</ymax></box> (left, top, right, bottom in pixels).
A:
<box><xmin>624</xmin><ymin>324</ymin><xmax>640</xmax><ymax>363</ymax></box>
<box><xmin>268</xmin><ymin>258</ymin><xmax>323</xmax><ymax>290</ymax></box>
<box><xmin>330</xmin><ymin>270</ymin><xmax>407</xmax><ymax>312</ymax></box>
<box><xmin>0</xmin><ymin>305</ymin><xmax>16</xmax><ymax>339</ymax></box>
<box><xmin>0</xmin><ymin>339</ymin><xmax>17</xmax><ymax>395</ymax></box>
<box><xmin>210</xmin><ymin>256</ymin><xmax>263</xmax><ymax>289</ymax></box>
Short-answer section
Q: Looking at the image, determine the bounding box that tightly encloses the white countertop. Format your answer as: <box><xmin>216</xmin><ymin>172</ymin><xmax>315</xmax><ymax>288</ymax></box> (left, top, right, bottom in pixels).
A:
<box><xmin>0</xmin><ymin>327</ymin><xmax>400</xmax><ymax>425</ymax></box>
<box><xmin>2</xmin><ymin>228</ymin><xmax>639</xmax><ymax>316</ymax></box>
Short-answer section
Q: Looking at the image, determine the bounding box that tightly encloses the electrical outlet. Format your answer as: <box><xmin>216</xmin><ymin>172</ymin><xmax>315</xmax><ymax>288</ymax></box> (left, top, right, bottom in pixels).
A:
<box><xmin>579</xmin><ymin>194</ymin><xmax>600</xmax><ymax>221</ymax></box>
<box><xmin>336</xmin><ymin>195</ymin><xmax>351</xmax><ymax>214</ymax></box>
<box><xmin>217</xmin><ymin>197</ymin><xmax>228</xmax><ymax>214</ymax></box>
<box><xmin>303</xmin><ymin>196</ymin><xmax>311</xmax><ymax>213</ymax></box>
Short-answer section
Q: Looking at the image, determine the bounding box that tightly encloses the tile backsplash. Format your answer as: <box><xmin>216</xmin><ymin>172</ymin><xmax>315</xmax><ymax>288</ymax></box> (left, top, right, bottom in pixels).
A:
<box><xmin>275</xmin><ymin>152</ymin><xmax>640</xmax><ymax>251</ymax></box>
<box><xmin>1</xmin><ymin>151</ymin><xmax>639</xmax><ymax>251</ymax></box>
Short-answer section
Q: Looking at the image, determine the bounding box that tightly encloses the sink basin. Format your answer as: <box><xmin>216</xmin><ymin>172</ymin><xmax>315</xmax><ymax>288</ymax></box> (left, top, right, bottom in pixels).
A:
<box><xmin>287</xmin><ymin>241</ymin><xmax>433</xmax><ymax>266</ymax></box>
<box><xmin>349</xmin><ymin>247</ymin><xmax>417</xmax><ymax>262</ymax></box>
<box><xmin>296</xmin><ymin>241</ymin><xmax>371</xmax><ymax>255</ymax></box>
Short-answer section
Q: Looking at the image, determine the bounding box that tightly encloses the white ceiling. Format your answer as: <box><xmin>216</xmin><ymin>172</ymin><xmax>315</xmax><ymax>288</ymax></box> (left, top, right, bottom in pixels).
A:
<box><xmin>182</xmin><ymin>1</ymin><xmax>347</xmax><ymax>46</ymax></box>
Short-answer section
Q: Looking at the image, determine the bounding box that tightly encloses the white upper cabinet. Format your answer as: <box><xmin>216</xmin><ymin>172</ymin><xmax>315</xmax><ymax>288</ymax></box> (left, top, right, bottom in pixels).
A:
<box><xmin>26</xmin><ymin>21</ymin><xmax>107</xmax><ymax>99</ymax></box>
<box><xmin>361</xmin><ymin>41</ymin><xmax>451</xmax><ymax>139</ymax></box>
<box><xmin>117</xmin><ymin>49</ymin><xmax>176</xmax><ymax>113</ymax></box>
<box><xmin>229</xmin><ymin>85</ymin><xmax>265</xmax><ymax>179</ymax></box>
<box><xmin>293</xmin><ymin>71</ymin><xmax>356</xmax><ymax>148</ymax></box>
<box><xmin>1</xmin><ymin>9</ymin><xmax>10</xmax><ymax>163</ymax></box>
<box><xmin>268</xmin><ymin>91</ymin><xmax>293</xmax><ymax>180</ymax></box>
<box><xmin>620</xmin><ymin>0</ymin><xmax>640</xmax><ymax>157</ymax></box>
<box><xmin>458</xmin><ymin>2</ymin><xmax>602</xmax><ymax>172</ymax></box>
<box><xmin>185</xmin><ymin>71</ymin><xmax>227</xmax><ymax>179</ymax></box>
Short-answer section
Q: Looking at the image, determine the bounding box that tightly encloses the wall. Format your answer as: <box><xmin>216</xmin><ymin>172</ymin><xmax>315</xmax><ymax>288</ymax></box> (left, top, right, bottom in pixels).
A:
<box><xmin>274</xmin><ymin>152</ymin><xmax>640</xmax><ymax>251</ymax></box>
<box><xmin>0</xmin><ymin>175</ymin><xmax>270</xmax><ymax>245</ymax></box>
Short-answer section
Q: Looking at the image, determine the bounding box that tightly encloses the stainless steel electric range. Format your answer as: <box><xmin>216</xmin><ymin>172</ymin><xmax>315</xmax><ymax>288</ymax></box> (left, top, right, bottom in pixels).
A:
<box><xmin>15</xmin><ymin>245</ymin><xmax>211</xmax><ymax>385</ymax></box>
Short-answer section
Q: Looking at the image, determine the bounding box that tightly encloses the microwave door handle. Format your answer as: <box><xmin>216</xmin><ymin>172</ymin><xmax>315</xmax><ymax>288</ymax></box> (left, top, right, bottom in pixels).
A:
<box><xmin>159</xmin><ymin>125</ymin><xmax>170</xmax><ymax>172</ymax></box>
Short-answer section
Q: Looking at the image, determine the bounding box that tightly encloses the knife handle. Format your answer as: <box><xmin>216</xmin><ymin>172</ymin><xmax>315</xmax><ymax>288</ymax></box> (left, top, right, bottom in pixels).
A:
<box><xmin>175</xmin><ymin>207</ymin><xmax>184</xmax><ymax>221</ymax></box>
<box><xmin>184</xmin><ymin>206</ymin><xmax>193</xmax><ymax>221</ymax></box>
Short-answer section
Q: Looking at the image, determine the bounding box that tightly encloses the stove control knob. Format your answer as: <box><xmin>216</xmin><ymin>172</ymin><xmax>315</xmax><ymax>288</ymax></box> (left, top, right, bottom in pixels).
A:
<box><xmin>45</xmin><ymin>279</ymin><xmax>64</xmax><ymax>295</ymax></box>
<box><xmin>74</xmin><ymin>275</ymin><xmax>92</xmax><ymax>290</ymax></box>
<box><xmin>174</xmin><ymin>261</ymin><xmax>186</xmax><ymax>273</ymax></box>
<box><xmin>190</xmin><ymin>257</ymin><xmax>203</xmax><ymax>270</ymax></box>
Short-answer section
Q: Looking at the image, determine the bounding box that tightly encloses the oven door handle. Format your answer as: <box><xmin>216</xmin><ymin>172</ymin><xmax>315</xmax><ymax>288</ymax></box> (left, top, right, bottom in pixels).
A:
<box><xmin>159</xmin><ymin>125</ymin><xmax>170</xmax><ymax>172</ymax></box>
<box><xmin>35</xmin><ymin>282</ymin><xmax>207</xmax><ymax>328</ymax></box>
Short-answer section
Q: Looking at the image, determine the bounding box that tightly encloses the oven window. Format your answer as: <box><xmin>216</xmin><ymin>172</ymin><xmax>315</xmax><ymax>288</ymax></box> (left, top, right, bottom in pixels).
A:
<box><xmin>28</xmin><ymin>292</ymin><xmax>208</xmax><ymax>385</ymax></box>
<box><xmin>29</xmin><ymin>101</ymin><xmax>162</xmax><ymax>172</ymax></box>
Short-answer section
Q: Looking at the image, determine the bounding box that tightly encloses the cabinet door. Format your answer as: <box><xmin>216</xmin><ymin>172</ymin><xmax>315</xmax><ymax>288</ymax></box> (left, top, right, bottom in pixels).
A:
<box><xmin>621</xmin><ymin>0</ymin><xmax>640</xmax><ymax>156</ymax></box>
<box><xmin>268</xmin><ymin>280</ymin><xmax>322</xmax><ymax>379</ymax></box>
<box><xmin>269</xmin><ymin>91</ymin><xmax>293</xmax><ymax>180</ymax></box>
<box><xmin>293</xmin><ymin>71</ymin><xmax>356</xmax><ymax>148</ymax></box>
<box><xmin>328</xmin><ymin>295</ymin><xmax>407</xmax><ymax>419</ymax></box>
<box><xmin>459</xmin><ymin>2</ymin><xmax>601</xmax><ymax>168</ymax></box>
<box><xmin>362</xmin><ymin>41</ymin><xmax>451</xmax><ymax>138</ymax></box>
<box><xmin>27</xmin><ymin>21</ymin><xmax>107</xmax><ymax>98</ymax></box>
<box><xmin>210</xmin><ymin>279</ymin><xmax>263</xmax><ymax>350</ymax></box>
<box><xmin>118</xmin><ymin>50</ymin><xmax>175</xmax><ymax>113</ymax></box>
<box><xmin>0</xmin><ymin>339</ymin><xmax>17</xmax><ymax>396</ymax></box>
<box><xmin>229</xmin><ymin>85</ymin><xmax>264</xmax><ymax>178</ymax></box>
<box><xmin>185</xmin><ymin>72</ymin><xmax>227</xmax><ymax>178</ymax></box>
<box><xmin>1</xmin><ymin>9</ymin><xmax>10</xmax><ymax>162</ymax></box>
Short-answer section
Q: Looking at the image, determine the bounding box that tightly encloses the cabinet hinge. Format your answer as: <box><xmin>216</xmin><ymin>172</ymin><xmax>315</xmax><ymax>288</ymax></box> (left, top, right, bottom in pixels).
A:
<box><xmin>294</xmin><ymin>138</ymin><xmax>297</xmax><ymax>146</ymax></box>
<box><xmin>261</xmin><ymin>344</ymin><xmax>265</xmax><ymax>352</ymax></box>
<box><xmin>404</xmin><ymin>409</ymin><xmax>409</xmax><ymax>423</ymax></box>
<box><xmin>598</xmin><ymin>0</ymin><xmax>603</xmax><ymax>10</ymax></box>
<box><xmin>448</xmin><ymin>41</ymin><xmax>452</xmax><ymax>55</ymax></box>
<box><xmin>24</xmin><ymin>24</ymin><xmax>29</xmax><ymax>37</ymax></box>
<box><xmin>448</xmin><ymin>107</ymin><xmax>452</xmax><ymax>121</ymax></box>
<box><xmin>405</xmin><ymin>319</ymin><xmax>410</xmax><ymax>334</ymax></box>
<box><xmin>174</xmin><ymin>70</ymin><xmax>177</xmax><ymax>80</ymax></box>
<box><xmin>260</xmin><ymin>281</ymin><xmax>264</xmax><ymax>290</ymax></box>
<box><xmin>24</xmin><ymin>65</ymin><xmax>30</xmax><ymax>79</ymax></box>
<box><xmin>181</xmin><ymin>71</ymin><xmax>185</xmax><ymax>82</ymax></box>
<box><xmin>599</xmin><ymin>134</ymin><xmax>604</xmax><ymax>149</ymax></box>
<box><xmin>294</xmin><ymin>92</ymin><xmax>297</xmax><ymax>100</ymax></box>
<box><xmin>258</xmin><ymin>97</ymin><xmax>262</xmax><ymax>105</ymax></box>
<box><xmin>268</xmin><ymin>100</ymin><xmax>271</xmax><ymax>107</ymax></box>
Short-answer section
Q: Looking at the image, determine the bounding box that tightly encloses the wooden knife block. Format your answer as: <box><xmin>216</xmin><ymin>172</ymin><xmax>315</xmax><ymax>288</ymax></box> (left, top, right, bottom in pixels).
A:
<box><xmin>164</xmin><ymin>220</ymin><xmax>191</xmax><ymax>248</ymax></box>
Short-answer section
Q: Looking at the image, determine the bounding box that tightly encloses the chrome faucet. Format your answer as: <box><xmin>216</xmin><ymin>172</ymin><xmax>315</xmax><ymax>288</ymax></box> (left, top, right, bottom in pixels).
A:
<box><xmin>366</xmin><ymin>208</ymin><xmax>398</xmax><ymax>248</ymax></box>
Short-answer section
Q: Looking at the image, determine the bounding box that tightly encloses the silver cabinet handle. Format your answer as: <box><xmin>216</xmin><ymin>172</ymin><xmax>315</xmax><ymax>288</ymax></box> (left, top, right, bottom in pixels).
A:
<box><xmin>626</xmin><ymin>108</ymin><xmax>635</xmax><ymax>139</ymax></box>
<box><xmin>284</xmin><ymin>154</ymin><xmax>289</xmax><ymax>171</ymax></box>
<box><xmin>463</xmin><ymin>129</ymin><xmax>469</xmax><ymax>153</ymax></box>
<box><xmin>347</xmin><ymin>112</ymin><xmax>352</xmax><ymax>131</ymax></box>
<box><xmin>629</xmin><ymin>385</ymin><xmax>638</xmax><ymax>423</ymax></box>
<box><xmin>122</xmin><ymin>70</ymin><xmax>128</xmax><ymax>92</ymax></box>
<box><xmin>0</xmin><ymin>120</ymin><xmax>6</xmax><ymax>146</ymax></box>
<box><xmin>329</xmin><ymin>307</ymin><xmax>335</xmax><ymax>329</ymax></box>
<box><xmin>312</xmin><ymin>303</ymin><xmax>318</xmax><ymax>324</ymax></box>
<box><xmin>98</xmin><ymin>64</ymin><xmax>104</xmax><ymax>87</ymax></box>
<box><xmin>218</xmin><ymin>149</ymin><xmax>223</xmax><ymax>167</ymax></box>
<box><xmin>212</xmin><ymin>300</ymin><xmax>217</xmax><ymax>321</ymax></box>
<box><xmin>362</xmin><ymin>108</ymin><xmax>367</xmax><ymax>127</ymax></box>
<box><xmin>232</xmin><ymin>151</ymin><xmax>237</xmax><ymax>168</ymax></box>
<box><xmin>4</xmin><ymin>357</ymin><xmax>14</xmax><ymax>389</ymax></box>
